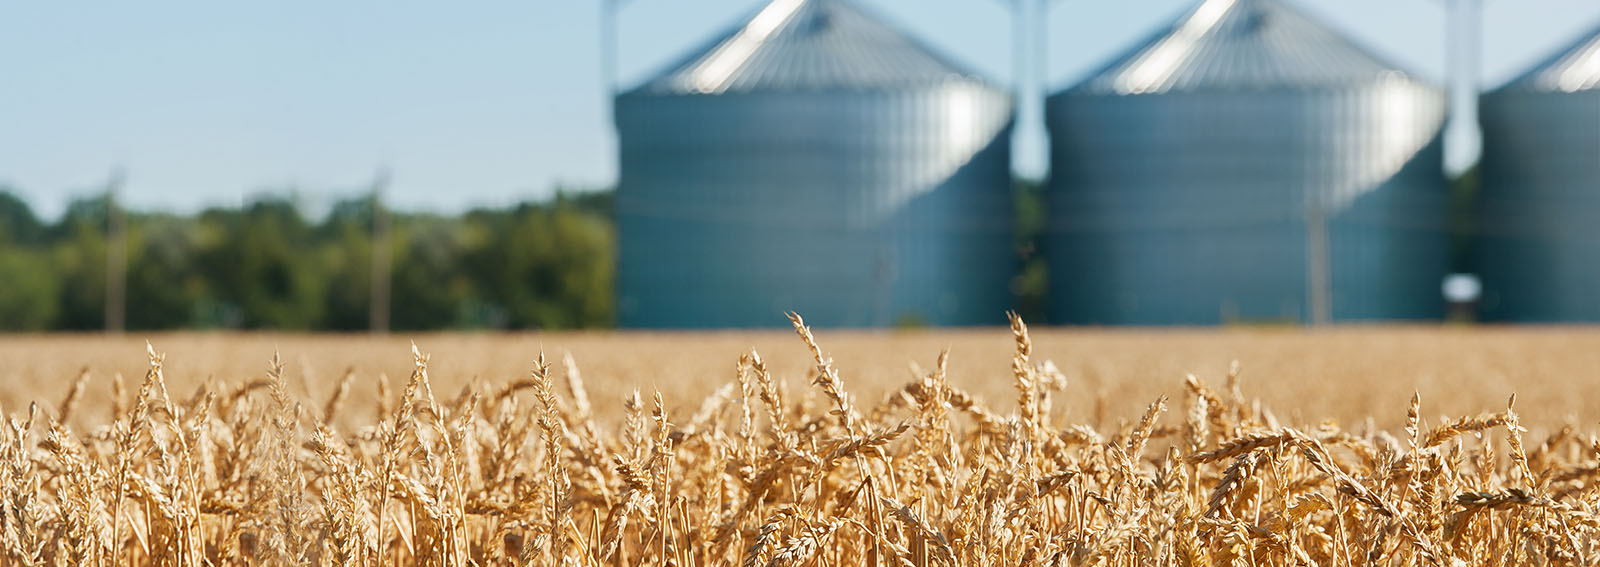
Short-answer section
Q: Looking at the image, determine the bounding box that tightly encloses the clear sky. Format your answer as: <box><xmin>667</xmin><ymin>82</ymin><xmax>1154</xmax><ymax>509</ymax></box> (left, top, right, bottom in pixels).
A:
<box><xmin>4</xmin><ymin>1</ymin><xmax>1598</xmax><ymax>220</ymax></box>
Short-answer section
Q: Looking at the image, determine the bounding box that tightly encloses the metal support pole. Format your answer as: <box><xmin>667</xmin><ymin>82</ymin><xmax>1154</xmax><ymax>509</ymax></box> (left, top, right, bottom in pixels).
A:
<box><xmin>1037</xmin><ymin>0</ymin><xmax>1052</xmax><ymax>102</ymax></box>
<box><xmin>1036</xmin><ymin>0</ymin><xmax>1064</xmax><ymax>177</ymax></box>
<box><xmin>602</xmin><ymin>0</ymin><xmax>633</xmax><ymax>191</ymax></box>
<box><xmin>602</xmin><ymin>0</ymin><xmax>618</xmax><ymax>100</ymax></box>
<box><xmin>602</xmin><ymin>0</ymin><xmax>638</xmax><ymax>114</ymax></box>
<box><xmin>1005</xmin><ymin>0</ymin><xmax>1063</xmax><ymax>178</ymax></box>
<box><xmin>989</xmin><ymin>0</ymin><xmax>1034</xmax><ymax>174</ymax></box>
<box><xmin>1444</xmin><ymin>0</ymin><xmax>1483</xmax><ymax>175</ymax></box>
<box><xmin>1014</xmin><ymin>0</ymin><xmax>1028</xmax><ymax>106</ymax></box>
<box><xmin>1013</xmin><ymin>0</ymin><xmax>1034</xmax><ymax>175</ymax></box>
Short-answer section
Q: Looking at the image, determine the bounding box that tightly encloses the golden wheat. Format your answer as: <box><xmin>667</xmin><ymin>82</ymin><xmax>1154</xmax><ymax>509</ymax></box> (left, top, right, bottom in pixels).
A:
<box><xmin>0</xmin><ymin>320</ymin><xmax>1596</xmax><ymax>564</ymax></box>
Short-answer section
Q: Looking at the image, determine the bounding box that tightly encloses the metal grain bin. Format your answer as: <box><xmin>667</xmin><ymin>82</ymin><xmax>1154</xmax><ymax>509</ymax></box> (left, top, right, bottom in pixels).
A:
<box><xmin>616</xmin><ymin>0</ymin><xmax>1014</xmax><ymax>328</ymax></box>
<box><xmin>1045</xmin><ymin>0</ymin><xmax>1448</xmax><ymax>325</ymax></box>
<box><xmin>1475</xmin><ymin>22</ymin><xmax>1600</xmax><ymax>321</ymax></box>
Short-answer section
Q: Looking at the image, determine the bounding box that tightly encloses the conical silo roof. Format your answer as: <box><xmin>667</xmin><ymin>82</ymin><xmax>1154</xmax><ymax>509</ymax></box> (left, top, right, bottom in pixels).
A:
<box><xmin>1495</xmin><ymin>20</ymin><xmax>1600</xmax><ymax>93</ymax></box>
<box><xmin>1065</xmin><ymin>0</ymin><xmax>1422</xmax><ymax>95</ymax></box>
<box><xmin>629</xmin><ymin>0</ymin><xmax>990</xmax><ymax>95</ymax></box>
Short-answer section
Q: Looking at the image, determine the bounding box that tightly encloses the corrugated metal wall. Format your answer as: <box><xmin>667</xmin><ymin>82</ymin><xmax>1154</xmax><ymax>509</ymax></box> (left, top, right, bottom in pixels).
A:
<box><xmin>1045</xmin><ymin>0</ymin><xmax>1450</xmax><ymax>325</ymax></box>
<box><xmin>1475</xmin><ymin>23</ymin><xmax>1600</xmax><ymax>321</ymax></box>
<box><xmin>616</xmin><ymin>0</ymin><xmax>1015</xmax><ymax>328</ymax></box>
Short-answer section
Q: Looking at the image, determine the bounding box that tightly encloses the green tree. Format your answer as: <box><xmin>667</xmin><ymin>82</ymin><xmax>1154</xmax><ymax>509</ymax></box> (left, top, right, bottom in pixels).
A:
<box><xmin>125</xmin><ymin>216</ymin><xmax>205</xmax><ymax>329</ymax></box>
<box><xmin>0</xmin><ymin>189</ymin><xmax>44</xmax><ymax>245</ymax></box>
<box><xmin>198</xmin><ymin>198</ymin><xmax>324</xmax><ymax>329</ymax></box>
<box><xmin>1450</xmin><ymin>164</ymin><xmax>1480</xmax><ymax>274</ymax></box>
<box><xmin>469</xmin><ymin>201</ymin><xmax>613</xmax><ymax>329</ymax></box>
<box><xmin>316</xmin><ymin>197</ymin><xmax>376</xmax><ymax>331</ymax></box>
<box><xmin>0</xmin><ymin>187</ymin><xmax>622</xmax><ymax>332</ymax></box>
<box><xmin>48</xmin><ymin>196</ymin><xmax>112</xmax><ymax>330</ymax></box>
<box><xmin>0</xmin><ymin>248</ymin><xmax>59</xmax><ymax>330</ymax></box>
<box><xmin>389</xmin><ymin>218</ymin><xmax>471</xmax><ymax>331</ymax></box>
<box><xmin>1013</xmin><ymin>177</ymin><xmax>1048</xmax><ymax>323</ymax></box>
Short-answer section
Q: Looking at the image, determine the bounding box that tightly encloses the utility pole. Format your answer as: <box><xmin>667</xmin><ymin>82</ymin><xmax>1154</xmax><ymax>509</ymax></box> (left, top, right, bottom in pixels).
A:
<box><xmin>105</xmin><ymin>168</ymin><xmax>127</xmax><ymax>334</ymax></box>
<box><xmin>369</xmin><ymin>169</ymin><xmax>392</xmax><ymax>334</ymax></box>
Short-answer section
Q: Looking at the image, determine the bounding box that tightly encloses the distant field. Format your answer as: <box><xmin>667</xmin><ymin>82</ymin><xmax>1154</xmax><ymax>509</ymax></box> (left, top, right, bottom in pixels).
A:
<box><xmin>6</xmin><ymin>325</ymin><xmax>1599</xmax><ymax>430</ymax></box>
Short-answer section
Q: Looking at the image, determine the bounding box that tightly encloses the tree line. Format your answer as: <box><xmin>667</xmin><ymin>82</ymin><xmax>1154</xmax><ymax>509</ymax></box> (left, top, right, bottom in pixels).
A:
<box><xmin>0</xmin><ymin>188</ymin><xmax>614</xmax><ymax>332</ymax></box>
<box><xmin>0</xmin><ymin>169</ymin><xmax>1480</xmax><ymax>332</ymax></box>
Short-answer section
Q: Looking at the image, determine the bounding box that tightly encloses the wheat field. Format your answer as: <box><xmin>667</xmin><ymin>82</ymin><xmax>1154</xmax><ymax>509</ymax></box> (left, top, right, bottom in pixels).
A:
<box><xmin>1</xmin><ymin>317</ymin><xmax>1599</xmax><ymax>565</ymax></box>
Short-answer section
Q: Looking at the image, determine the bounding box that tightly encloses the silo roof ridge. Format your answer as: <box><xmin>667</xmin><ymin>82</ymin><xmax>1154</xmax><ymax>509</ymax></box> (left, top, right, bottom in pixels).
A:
<box><xmin>1496</xmin><ymin>19</ymin><xmax>1600</xmax><ymax>93</ymax></box>
<box><xmin>627</xmin><ymin>0</ymin><xmax>996</xmax><ymax>96</ymax></box>
<box><xmin>1062</xmin><ymin>0</ymin><xmax>1429</xmax><ymax>95</ymax></box>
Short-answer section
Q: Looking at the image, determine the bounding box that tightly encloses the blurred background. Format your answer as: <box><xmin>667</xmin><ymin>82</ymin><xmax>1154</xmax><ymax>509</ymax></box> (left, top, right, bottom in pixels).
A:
<box><xmin>2</xmin><ymin>0</ymin><xmax>1598</xmax><ymax>331</ymax></box>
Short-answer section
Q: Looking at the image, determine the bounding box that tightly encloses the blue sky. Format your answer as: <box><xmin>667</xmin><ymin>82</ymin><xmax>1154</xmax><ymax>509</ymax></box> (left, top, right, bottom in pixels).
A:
<box><xmin>3</xmin><ymin>1</ymin><xmax>1598</xmax><ymax>219</ymax></box>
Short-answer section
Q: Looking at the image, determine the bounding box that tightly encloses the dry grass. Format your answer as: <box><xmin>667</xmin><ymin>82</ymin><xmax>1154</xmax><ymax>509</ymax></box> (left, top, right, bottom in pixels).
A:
<box><xmin>0</xmin><ymin>319</ymin><xmax>1598</xmax><ymax>564</ymax></box>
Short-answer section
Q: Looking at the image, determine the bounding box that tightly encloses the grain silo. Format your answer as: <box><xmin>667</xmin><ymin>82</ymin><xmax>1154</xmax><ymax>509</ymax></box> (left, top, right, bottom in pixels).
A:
<box><xmin>615</xmin><ymin>0</ymin><xmax>1014</xmax><ymax>328</ymax></box>
<box><xmin>1045</xmin><ymin>0</ymin><xmax>1448</xmax><ymax>325</ymax></box>
<box><xmin>1474</xmin><ymin>21</ymin><xmax>1600</xmax><ymax>322</ymax></box>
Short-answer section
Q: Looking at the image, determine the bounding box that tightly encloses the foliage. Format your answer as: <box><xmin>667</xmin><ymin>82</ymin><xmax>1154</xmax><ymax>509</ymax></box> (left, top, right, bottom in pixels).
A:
<box><xmin>0</xmin><ymin>188</ymin><xmax>616</xmax><ymax>331</ymax></box>
<box><xmin>1013</xmin><ymin>177</ymin><xmax>1048</xmax><ymax>323</ymax></box>
<box><xmin>1450</xmin><ymin>164</ymin><xmax>1480</xmax><ymax>273</ymax></box>
<box><xmin>0</xmin><ymin>247</ymin><xmax>58</xmax><ymax>330</ymax></box>
<box><xmin>0</xmin><ymin>188</ymin><xmax>44</xmax><ymax>244</ymax></box>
